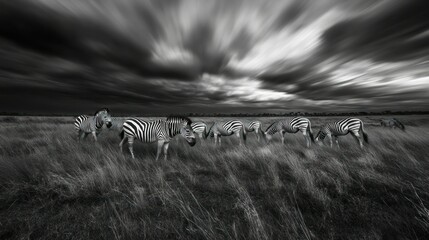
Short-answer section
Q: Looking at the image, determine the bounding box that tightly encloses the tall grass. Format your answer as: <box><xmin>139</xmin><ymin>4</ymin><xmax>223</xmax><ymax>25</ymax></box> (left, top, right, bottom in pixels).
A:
<box><xmin>0</xmin><ymin>116</ymin><xmax>428</xmax><ymax>239</ymax></box>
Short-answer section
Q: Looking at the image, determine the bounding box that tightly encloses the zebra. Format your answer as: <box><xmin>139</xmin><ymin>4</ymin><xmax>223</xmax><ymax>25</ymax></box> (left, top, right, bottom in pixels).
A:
<box><xmin>119</xmin><ymin>116</ymin><xmax>196</xmax><ymax>160</ymax></box>
<box><xmin>191</xmin><ymin>121</ymin><xmax>210</xmax><ymax>139</ymax></box>
<box><xmin>263</xmin><ymin>117</ymin><xmax>314</xmax><ymax>147</ymax></box>
<box><xmin>380</xmin><ymin>118</ymin><xmax>405</xmax><ymax>131</ymax></box>
<box><xmin>242</xmin><ymin>120</ymin><xmax>263</xmax><ymax>142</ymax></box>
<box><xmin>74</xmin><ymin>108</ymin><xmax>112</xmax><ymax>141</ymax></box>
<box><xmin>315</xmin><ymin>117</ymin><xmax>368</xmax><ymax>148</ymax></box>
<box><xmin>207</xmin><ymin>120</ymin><xmax>246</xmax><ymax>146</ymax></box>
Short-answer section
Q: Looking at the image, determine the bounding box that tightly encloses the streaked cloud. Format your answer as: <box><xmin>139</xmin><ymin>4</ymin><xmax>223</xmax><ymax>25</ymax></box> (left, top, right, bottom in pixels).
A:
<box><xmin>0</xmin><ymin>0</ymin><xmax>428</xmax><ymax>114</ymax></box>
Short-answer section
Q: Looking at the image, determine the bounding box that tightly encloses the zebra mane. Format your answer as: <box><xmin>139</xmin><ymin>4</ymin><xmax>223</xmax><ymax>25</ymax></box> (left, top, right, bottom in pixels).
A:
<box><xmin>166</xmin><ymin>116</ymin><xmax>192</xmax><ymax>125</ymax></box>
<box><xmin>94</xmin><ymin>108</ymin><xmax>110</xmax><ymax>116</ymax></box>
<box><xmin>265</xmin><ymin>121</ymin><xmax>277</xmax><ymax>132</ymax></box>
<box><xmin>207</xmin><ymin>122</ymin><xmax>215</xmax><ymax>133</ymax></box>
<box><xmin>315</xmin><ymin>129</ymin><xmax>323</xmax><ymax>139</ymax></box>
<box><xmin>203</xmin><ymin>122</ymin><xmax>215</xmax><ymax>139</ymax></box>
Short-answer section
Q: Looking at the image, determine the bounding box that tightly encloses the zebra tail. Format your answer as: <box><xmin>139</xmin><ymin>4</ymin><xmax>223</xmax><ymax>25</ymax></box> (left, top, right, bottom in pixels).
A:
<box><xmin>258</xmin><ymin>123</ymin><xmax>264</xmax><ymax>140</ymax></box>
<box><xmin>308</xmin><ymin>121</ymin><xmax>315</xmax><ymax>143</ymax></box>
<box><xmin>360</xmin><ymin>121</ymin><xmax>369</xmax><ymax>143</ymax></box>
<box><xmin>205</xmin><ymin>123</ymin><xmax>215</xmax><ymax>139</ymax></box>
<box><xmin>119</xmin><ymin>129</ymin><xmax>124</xmax><ymax>140</ymax></box>
<box><xmin>241</xmin><ymin>123</ymin><xmax>247</xmax><ymax>142</ymax></box>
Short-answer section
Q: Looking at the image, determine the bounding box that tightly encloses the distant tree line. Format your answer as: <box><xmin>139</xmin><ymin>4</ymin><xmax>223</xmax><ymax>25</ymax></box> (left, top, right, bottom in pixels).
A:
<box><xmin>184</xmin><ymin>111</ymin><xmax>429</xmax><ymax>117</ymax></box>
<box><xmin>1</xmin><ymin>110</ymin><xmax>428</xmax><ymax>117</ymax></box>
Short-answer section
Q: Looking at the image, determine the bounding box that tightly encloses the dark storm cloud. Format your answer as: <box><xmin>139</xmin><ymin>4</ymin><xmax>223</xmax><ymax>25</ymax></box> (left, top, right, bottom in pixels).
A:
<box><xmin>184</xmin><ymin>21</ymin><xmax>229</xmax><ymax>75</ymax></box>
<box><xmin>0</xmin><ymin>0</ymin><xmax>428</xmax><ymax>114</ymax></box>
<box><xmin>0</xmin><ymin>0</ymin><xmax>196</xmax><ymax>80</ymax></box>
<box><xmin>322</xmin><ymin>0</ymin><xmax>429</xmax><ymax>61</ymax></box>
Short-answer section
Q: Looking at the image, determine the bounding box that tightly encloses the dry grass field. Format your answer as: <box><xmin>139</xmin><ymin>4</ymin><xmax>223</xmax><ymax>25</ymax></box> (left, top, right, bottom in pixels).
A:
<box><xmin>0</xmin><ymin>115</ymin><xmax>428</xmax><ymax>239</ymax></box>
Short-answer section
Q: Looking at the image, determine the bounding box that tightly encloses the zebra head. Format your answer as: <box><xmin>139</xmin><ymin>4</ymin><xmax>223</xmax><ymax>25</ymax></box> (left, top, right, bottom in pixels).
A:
<box><xmin>95</xmin><ymin>108</ymin><xmax>112</xmax><ymax>128</ymax></box>
<box><xmin>180</xmin><ymin>123</ymin><xmax>196</xmax><ymax>146</ymax></box>
<box><xmin>263</xmin><ymin>121</ymin><xmax>277</xmax><ymax>143</ymax></box>
<box><xmin>263</xmin><ymin>132</ymin><xmax>273</xmax><ymax>143</ymax></box>
<box><xmin>314</xmin><ymin>127</ymin><xmax>326</xmax><ymax>145</ymax></box>
<box><xmin>206</xmin><ymin>123</ymin><xmax>215</xmax><ymax>139</ymax></box>
<box><xmin>167</xmin><ymin>116</ymin><xmax>196</xmax><ymax>146</ymax></box>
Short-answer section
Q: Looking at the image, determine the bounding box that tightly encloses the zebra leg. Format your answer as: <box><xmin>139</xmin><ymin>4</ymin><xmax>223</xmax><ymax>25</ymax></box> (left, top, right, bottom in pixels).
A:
<box><xmin>351</xmin><ymin>131</ymin><xmax>364</xmax><ymax>148</ymax></box>
<box><xmin>219</xmin><ymin>136</ymin><xmax>222</xmax><ymax>146</ymax></box>
<box><xmin>78</xmin><ymin>131</ymin><xmax>86</xmax><ymax>141</ymax></box>
<box><xmin>156</xmin><ymin>140</ymin><xmax>164</xmax><ymax>161</ymax></box>
<box><xmin>327</xmin><ymin>134</ymin><xmax>333</xmax><ymax>148</ymax></box>
<box><xmin>236</xmin><ymin>131</ymin><xmax>242</xmax><ymax>145</ymax></box>
<box><xmin>119</xmin><ymin>136</ymin><xmax>127</xmax><ymax>152</ymax></box>
<box><xmin>280</xmin><ymin>131</ymin><xmax>285</xmax><ymax>144</ymax></box>
<box><xmin>301</xmin><ymin>130</ymin><xmax>310</xmax><ymax>148</ymax></box>
<box><xmin>163</xmin><ymin>142</ymin><xmax>170</xmax><ymax>161</ymax></box>
<box><xmin>256</xmin><ymin>128</ymin><xmax>260</xmax><ymax>142</ymax></box>
<box><xmin>334</xmin><ymin>136</ymin><xmax>340</xmax><ymax>148</ymax></box>
<box><xmin>83</xmin><ymin>133</ymin><xmax>89</xmax><ymax>140</ymax></box>
<box><xmin>128</xmin><ymin>137</ymin><xmax>135</xmax><ymax>159</ymax></box>
<box><xmin>91</xmin><ymin>131</ymin><xmax>98</xmax><ymax>142</ymax></box>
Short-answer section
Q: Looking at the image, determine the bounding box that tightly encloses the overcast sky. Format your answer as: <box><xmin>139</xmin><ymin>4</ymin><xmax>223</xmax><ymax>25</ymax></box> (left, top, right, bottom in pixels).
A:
<box><xmin>1</xmin><ymin>0</ymin><xmax>428</xmax><ymax>114</ymax></box>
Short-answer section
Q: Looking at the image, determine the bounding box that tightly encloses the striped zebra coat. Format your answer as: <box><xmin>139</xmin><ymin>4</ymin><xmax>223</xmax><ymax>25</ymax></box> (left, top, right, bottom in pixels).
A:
<box><xmin>74</xmin><ymin>108</ymin><xmax>112</xmax><ymax>141</ymax></box>
<box><xmin>315</xmin><ymin>117</ymin><xmax>368</xmax><ymax>148</ymax></box>
<box><xmin>191</xmin><ymin>122</ymin><xmax>210</xmax><ymax>139</ymax></box>
<box><xmin>263</xmin><ymin>117</ymin><xmax>314</xmax><ymax>147</ymax></box>
<box><xmin>207</xmin><ymin>120</ymin><xmax>246</xmax><ymax>145</ymax></box>
<box><xmin>242</xmin><ymin>120</ymin><xmax>263</xmax><ymax>142</ymax></box>
<box><xmin>119</xmin><ymin>116</ymin><xmax>196</xmax><ymax>160</ymax></box>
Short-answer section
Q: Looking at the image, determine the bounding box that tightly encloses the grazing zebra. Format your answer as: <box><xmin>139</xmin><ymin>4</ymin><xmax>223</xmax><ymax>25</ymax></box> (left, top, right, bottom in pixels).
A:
<box><xmin>263</xmin><ymin>117</ymin><xmax>314</xmax><ymax>147</ymax></box>
<box><xmin>208</xmin><ymin>120</ymin><xmax>246</xmax><ymax>146</ymax></box>
<box><xmin>315</xmin><ymin>117</ymin><xmax>368</xmax><ymax>148</ymax></box>
<box><xmin>119</xmin><ymin>116</ymin><xmax>196</xmax><ymax>160</ymax></box>
<box><xmin>74</xmin><ymin>108</ymin><xmax>112</xmax><ymax>141</ymax></box>
<box><xmin>242</xmin><ymin>120</ymin><xmax>263</xmax><ymax>142</ymax></box>
<box><xmin>380</xmin><ymin>118</ymin><xmax>405</xmax><ymax>131</ymax></box>
<box><xmin>191</xmin><ymin>122</ymin><xmax>210</xmax><ymax>139</ymax></box>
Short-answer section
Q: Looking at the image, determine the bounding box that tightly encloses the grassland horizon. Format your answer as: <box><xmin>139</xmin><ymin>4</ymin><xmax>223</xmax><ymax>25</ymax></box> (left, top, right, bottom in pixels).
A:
<box><xmin>0</xmin><ymin>115</ymin><xmax>428</xmax><ymax>239</ymax></box>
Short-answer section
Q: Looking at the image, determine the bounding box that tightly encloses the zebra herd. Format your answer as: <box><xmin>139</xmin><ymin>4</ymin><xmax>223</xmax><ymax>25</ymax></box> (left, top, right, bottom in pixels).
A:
<box><xmin>74</xmin><ymin>109</ymin><xmax>407</xmax><ymax>160</ymax></box>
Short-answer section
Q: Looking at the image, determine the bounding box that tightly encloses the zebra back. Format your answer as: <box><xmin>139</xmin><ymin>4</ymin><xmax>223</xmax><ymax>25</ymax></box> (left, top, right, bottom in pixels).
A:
<box><xmin>265</xmin><ymin>117</ymin><xmax>308</xmax><ymax>135</ymax></box>
<box><xmin>123</xmin><ymin>118</ymin><xmax>164</xmax><ymax>142</ymax></box>
<box><xmin>74</xmin><ymin>115</ymin><xmax>89</xmax><ymax>132</ymax></box>
<box><xmin>243</xmin><ymin>120</ymin><xmax>261</xmax><ymax>132</ymax></box>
